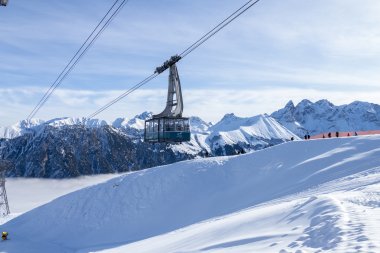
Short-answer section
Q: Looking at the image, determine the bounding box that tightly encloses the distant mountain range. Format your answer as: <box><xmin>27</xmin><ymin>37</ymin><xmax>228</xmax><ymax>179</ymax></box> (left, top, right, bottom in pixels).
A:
<box><xmin>0</xmin><ymin>113</ymin><xmax>295</xmax><ymax>178</ymax></box>
<box><xmin>1</xmin><ymin>99</ymin><xmax>379</xmax><ymax>178</ymax></box>
<box><xmin>271</xmin><ymin>99</ymin><xmax>380</xmax><ymax>136</ymax></box>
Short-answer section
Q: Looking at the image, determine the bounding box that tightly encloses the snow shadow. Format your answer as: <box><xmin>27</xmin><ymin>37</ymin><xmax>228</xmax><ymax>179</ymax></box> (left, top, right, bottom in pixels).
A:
<box><xmin>200</xmin><ymin>235</ymin><xmax>280</xmax><ymax>251</ymax></box>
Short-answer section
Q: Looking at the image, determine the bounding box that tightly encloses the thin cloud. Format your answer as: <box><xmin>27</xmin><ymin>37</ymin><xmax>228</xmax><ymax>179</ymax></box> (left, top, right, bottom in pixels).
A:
<box><xmin>1</xmin><ymin>0</ymin><xmax>380</xmax><ymax>125</ymax></box>
<box><xmin>2</xmin><ymin>87</ymin><xmax>380</xmax><ymax>126</ymax></box>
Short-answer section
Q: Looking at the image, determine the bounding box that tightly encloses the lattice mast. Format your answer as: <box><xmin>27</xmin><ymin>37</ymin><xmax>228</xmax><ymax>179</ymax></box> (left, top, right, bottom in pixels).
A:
<box><xmin>0</xmin><ymin>161</ymin><xmax>10</xmax><ymax>216</ymax></box>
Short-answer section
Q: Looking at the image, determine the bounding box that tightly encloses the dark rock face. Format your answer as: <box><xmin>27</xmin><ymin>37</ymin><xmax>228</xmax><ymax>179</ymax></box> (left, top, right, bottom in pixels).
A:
<box><xmin>0</xmin><ymin>116</ymin><xmax>294</xmax><ymax>178</ymax></box>
<box><xmin>0</xmin><ymin>125</ymin><xmax>195</xmax><ymax>178</ymax></box>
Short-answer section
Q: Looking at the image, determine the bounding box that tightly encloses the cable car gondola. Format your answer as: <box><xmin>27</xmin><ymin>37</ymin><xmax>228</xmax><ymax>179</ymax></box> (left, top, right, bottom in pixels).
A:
<box><xmin>144</xmin><ymin>55</ymin><xmax>190</xmax><ymax>143</ymax></box>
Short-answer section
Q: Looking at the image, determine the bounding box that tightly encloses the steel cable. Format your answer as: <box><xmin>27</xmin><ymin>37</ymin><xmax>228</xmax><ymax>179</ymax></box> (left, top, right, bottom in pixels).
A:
<box><xmin>27</xmin><ymin>0</ymin><xmax>130</xmax><ymax>120</ymax></box>
<box><xmin>87</xmin><ymin>0</ymin><xmax>262</xmax><ymax>119</ymax></box>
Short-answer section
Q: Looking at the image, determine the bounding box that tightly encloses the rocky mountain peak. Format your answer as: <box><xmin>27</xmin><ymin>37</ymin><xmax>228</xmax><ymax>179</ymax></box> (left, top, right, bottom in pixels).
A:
<box><xmin>285</xmin><ymin>100</ymin><xmax>295</xmax><ymax>109</ymax></box>
<box><xmin>271</xmin><ymin>99</ymin><xmax>380</xmax><ymax>137</ymax></box>
<box><xmin>134</xmin><ymin>111</ymin><xmax>153</xmax><ymax>120</ymax></box>
<box><xmin>315</xmin><ymin>99</ymin><xmax>334</xmax><ymax>107</ymax></box>
<box><xmin>297</xmin><ymin>99</ymin><xmax>313</xmax><ymax>108</ymax></box>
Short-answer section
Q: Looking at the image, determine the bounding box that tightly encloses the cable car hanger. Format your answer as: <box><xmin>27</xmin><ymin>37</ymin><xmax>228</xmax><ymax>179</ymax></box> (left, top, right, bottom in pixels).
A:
<box><xmin>22</xmin><ymin>0</ymin><xmax>262</xmax><ymax>127</ymax></box>
<box><xmin>87</xmin><ymin>0</ymin><xmax>262</xmax><ymax>120</ymax></box>
<box><xmin>144</xmin><ymin>55</ymin><xmax>190</xmax><ymax>143</ymax></box>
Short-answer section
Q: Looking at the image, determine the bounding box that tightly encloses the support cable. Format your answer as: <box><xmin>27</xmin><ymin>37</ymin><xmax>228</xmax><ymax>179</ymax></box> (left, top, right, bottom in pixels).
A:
<box><xmin>87</xmin><ymin>0</ymin><xmax>262</xmax><ymax>119</ymax></box>
<box><xmin>87</xmin><ymin>73</ymin><xmax>159</xmax><ymax>119</ymax></box>
<box><xmin>179</xmin><ymin>0</ymin><xmax>261</xmax><ymax>58</ymax></box>
<box><xmin>27</xmin><ymin>0</ymin><xmax>130</xmax><ymax>120</ymax></box>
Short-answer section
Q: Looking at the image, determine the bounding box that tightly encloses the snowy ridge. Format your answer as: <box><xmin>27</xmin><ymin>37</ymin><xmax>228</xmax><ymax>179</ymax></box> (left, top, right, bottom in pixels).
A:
<box><xmin>112</xmin><ymin>112</ymin><xmax>152</xmax><ymax>131</ymax></box>
<box><xmin>0</xmin><ymin>112</ymin><xmax>296</xmax><ymax>157</ymax></box>
<box><xmin>189</xmin><ymin>116</ymin><xmax>212</xmax><ymax>134</ymax></box>
<box><xmin>2</xmin><ymin>99</ymin><xmax>380</xmax><ymax>141</ymax></box>
<box><xmin>204</xmin><ymin>114</ymin><xmax>298</xmax><ymax>154</ymax></box>
<box><xmin>0</xmin><ymin>119</ymin><xmax>44</xmax><ymax>139</ymax></box>
<box><xmin>171</xmin><ymin>114</ymin><xmax>298</xmax><ymax>156</ymax></box>
<box><xmin>210</xmin><ymin>113</ymin><xmax>296</xmax><ymax>139</ymax></box>
<box><xmin>0</xmin><ymin>117</ymin><xmax>108</xmax><ymax>139</ymax></box>
<box><xmin>0</xmin><ymin>112</ymin><xmax>209</xmax><ymax>140</ymax></box>
<box><xmin>271</xmin><ymin>99</ymin><xmax>380</xmax><ymax>137</ymax></box>
<box><xmin>2</xmin><ymin>135</ymin><xmax>380</xmax><ymax>252</ymax></box>
<box><xmin>44</xmin><ymin>117</ymin><xmax>109</xmax><ymax>128</ymax></box>
<box><xmin>0</xmin><ymin>113</ymin><xmax>152</xmax><ymax>140</ymax></box>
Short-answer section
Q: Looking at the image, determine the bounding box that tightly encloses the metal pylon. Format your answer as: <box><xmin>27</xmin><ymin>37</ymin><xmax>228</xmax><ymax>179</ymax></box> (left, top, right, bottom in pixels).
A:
<box><xmin>153</xmin><ymin>63</ymin><xmax>184</xmax><ymax>118</ymax></box>
<box><xmin>0</xmin><ymin>161</ymin><xmax>11</xmax><ymax>216</ymax></box>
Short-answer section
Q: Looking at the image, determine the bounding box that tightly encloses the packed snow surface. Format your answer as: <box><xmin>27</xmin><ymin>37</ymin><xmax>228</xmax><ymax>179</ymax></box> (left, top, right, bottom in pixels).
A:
<box><xmin>1</xmin><ymin>136</ymin><xmax>380</xmax><ymax>252</ymax></box>
<box><xmin>3</xmin><ymin>174</ymin><xmax>122</xmax><ymax>215</ymax></box>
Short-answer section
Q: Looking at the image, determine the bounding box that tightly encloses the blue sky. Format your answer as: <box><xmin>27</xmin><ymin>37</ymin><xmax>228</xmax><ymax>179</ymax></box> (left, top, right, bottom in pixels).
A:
<box><xmin>1</xmin><ymin>0</ymin><xmax>380</xmax><ymax>126</ymax></box>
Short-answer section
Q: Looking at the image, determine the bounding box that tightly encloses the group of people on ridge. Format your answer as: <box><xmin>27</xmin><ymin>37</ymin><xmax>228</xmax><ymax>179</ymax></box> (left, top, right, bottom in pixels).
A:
<box><xmin>322</xmin><ymin>131</ymin><xmax>358</xmax><ymax>138</ymax></box>
<box><xmin>302</xmin><ymin>131</ymin><xmax>359</xmax><ymax>140</ymax></box>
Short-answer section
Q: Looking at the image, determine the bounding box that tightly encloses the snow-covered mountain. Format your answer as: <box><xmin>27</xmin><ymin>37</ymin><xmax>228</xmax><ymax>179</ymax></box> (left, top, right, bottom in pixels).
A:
<box><xmin>2</xmin><ymin>135</ymin><xmax>380</xmax><ymax>252</ymax></box>
<box><xmin>112</xmin><ymin>112</ymin><xmax>152</xmax><ymax>137</ymax></box>
<box><xmin>170</xmin><ymin>113</ymin><xmax>298</xmax><ymax>157</ymax></box>
<box><xmin>0</xmin><ymin>118</ymin><xmax>44</xmax><ymax>139</ymax></box>
<box><xmin>204</xmin><ymin>113</ymin><xmax>298</xmax><ymax>155</ymax></box>
<box><xmin>189</xmin><ymin>116</ymin><xmax>212</xmax><ymax>134</ymax></box>
<box><xmin>0</xmin><ymin>124</ymin><xmax>195</xmax><ymax>178</ymax></box>
<box><xmin>0</xmin><ymin>117</ymin><xmax>108</xmax><ymax>139</ymax></box>
<box><xmin>271</xmin><ymin>99</ymin><xmax>380</xmax><ymax>137</ymax></box>
<box><xmin>2</xmin><ymin>98</ymin><xmax>380</xmax><ymax>178</ymax></box>
<box><xmin>0</xmin><ymin>112</ymin><xmax>296</xmax><ymax>178</ymax></box>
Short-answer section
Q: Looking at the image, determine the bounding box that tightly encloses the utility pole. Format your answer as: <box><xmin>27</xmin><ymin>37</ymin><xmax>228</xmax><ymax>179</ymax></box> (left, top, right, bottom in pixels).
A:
<box><xmin>0</xmin><ymin>161</ymin><xmax>11</xmax><ymax>216</ymax></box>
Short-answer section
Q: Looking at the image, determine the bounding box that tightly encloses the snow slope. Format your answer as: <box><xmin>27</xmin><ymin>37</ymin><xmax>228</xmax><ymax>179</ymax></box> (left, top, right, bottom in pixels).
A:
<box><xmin>1</xmin><ymin>136</ymin><xmax>380</xmax><ymax>252</ymax></box>
<box><xmin>101</xmin><ymin>179</ymin><xmax>380</xmax><ymax>253</ymax></box>
<box><xmin>3</xmin><ymin>174</ymin><xmax>123</xmax><ymax>215</ymax></box>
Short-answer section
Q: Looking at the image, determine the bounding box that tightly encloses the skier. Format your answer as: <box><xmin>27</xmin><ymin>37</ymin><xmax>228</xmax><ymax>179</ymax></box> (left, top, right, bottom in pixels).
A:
<box><xmin>354</xmin><ymin>131</ymin><xmax>358</xmax><ymax>136</ymax></box>
<box><xmin>328</xmin><ymin>132</ymin><xmax>331</xmax><ymax>138</ymax></box>
<box><xmin>336</xmin><ymin>131</ymin><xmax>339</xmax><ymax>137</ymax></box>
<box><xmin>2</xmin><ymin>231</ymin><xmax>8</xmax><ymax>240</ymax></box>
<box><xmin>322</xmin><ymin>134</ymin><xmax>325</xmax><ymax>138</ymax></box>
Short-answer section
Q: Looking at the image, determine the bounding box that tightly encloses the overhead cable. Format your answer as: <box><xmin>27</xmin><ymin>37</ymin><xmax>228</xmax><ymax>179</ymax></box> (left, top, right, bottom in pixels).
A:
<box><xmin>87</xmin><ymin>73</ymin><xmax>159</xmax><ymax>119</ymax></box>
<box><xmin>179</xmin><ymin>0</ymin><xmax>261</xmax><ymax>58</ymax></box>
<box><xmin>87</xmin><ymin>0</ymin><xmax>262</xmax><ymax>119</ymax></box>
<box><xmin>27</xmin><ymin>0</ymin><xmax>130</xmax><ymax>120</ymax></box>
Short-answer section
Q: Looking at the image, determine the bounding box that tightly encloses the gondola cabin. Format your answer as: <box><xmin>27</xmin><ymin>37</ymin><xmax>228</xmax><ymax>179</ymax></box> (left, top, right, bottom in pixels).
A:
<box><xmin>145</xmin><ymin>117</ymin><xmax>190</xmax><ymax>143</ymax></box>
<box><xmin>144</xmin><ymin>55</ymin><xmax>191</xmax><ymax>143</ymax></box>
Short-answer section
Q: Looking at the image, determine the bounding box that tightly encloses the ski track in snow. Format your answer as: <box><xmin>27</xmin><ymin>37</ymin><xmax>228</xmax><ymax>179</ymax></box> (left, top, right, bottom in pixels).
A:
<box><xmin>1</xmin><ymin>136</ymin><xmax>380</xmax><ymax>253</ymax></box>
